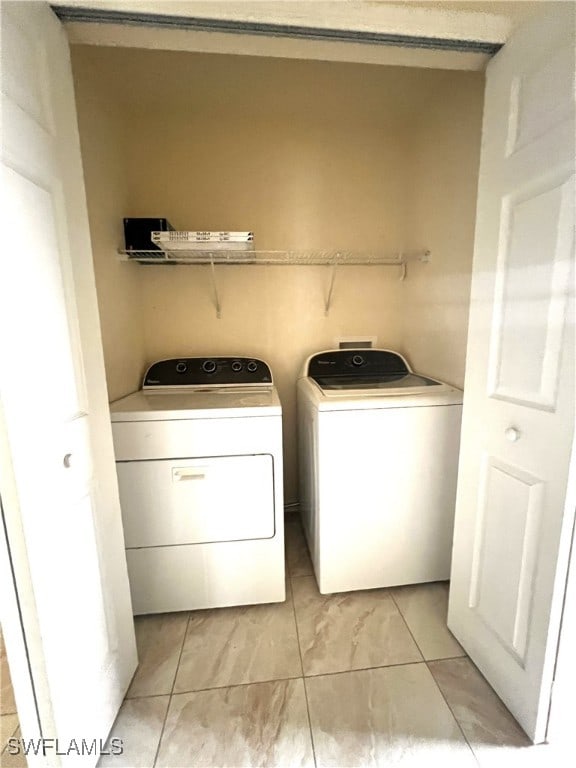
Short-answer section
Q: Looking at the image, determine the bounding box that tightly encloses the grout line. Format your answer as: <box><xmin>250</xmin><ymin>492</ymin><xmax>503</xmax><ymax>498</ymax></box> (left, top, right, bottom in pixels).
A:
<box><xmin>171</xmin><ymin>612</ymin><xmax>192</xmax><ymax>693</ymax></box>
<box><xmin>0</xmin><ymin>719</ymin><xmax>19</xmax><ymax>758</ymax></box>
<box><xmin>123</xmin><ymin>692</ymin><xmax>179</xmax><ymax>701</ymax></box>
<box><xmin>425</xmin><ymin>659</ymin><xmax>480</xmax><ymax>767</ymax></box>
<box><xmin>1</xmin><ymin>718</ymin><xmax>19</xmax><ymax>757</ymax></box>
<box><xmin>289</xmin><ymin>558</ymin><xmax>318</xmax><ymax>768</ymax></box>
<box><xmin>387</xmin><ymin>589</ymin><xmax>467</xmax><ymax>663</ymax></box>
<box><xmin>388</xmin><ymin>589</ymin><xmax>426</xmax><ymax>663</ymax></box>
<box><xmin>154</xmin><ymin>656</ymin><xmax>474</xmax><ymax>697</ymax></box>
<box><xmin>388</xmin><ymin>586</ymin><xmax>476</xmax><ymax>762</ymax></box>
<box><xmin>169</xmin><ymin>673</ymin><xmax>304</xmax><ymax>698</ymax></box>
<box><xmin>301</xmin><ymin>678</ymin><xmax>318</xmax><ymax>768</ymax></box>
<box><xmin>151</xmin><ymin>696</ymin><xmax>171</xmax><ymax>768</ymax></box>
<box><xmin>287</xmin><ymin>575</ymin><xmax>305</xmax><ymax>682</ymax></box>
<box><xmin>303</xmin><ymin>659</ymin><xmax>433</xmax><ymax>679</ymax></box>
<box><xmin>425</xmin><ymin>653</ymin><xmax>469</xmax><ymax>663</ymax></box>
<box><xmin>387</xmin><ymin>589</ymin><xmax>479</xmax><ymax>762</ymax></box>
<box><xmin>152</xmin><ymin>611</ymin><xmax>191</xmax><ymax>768</ymax></box>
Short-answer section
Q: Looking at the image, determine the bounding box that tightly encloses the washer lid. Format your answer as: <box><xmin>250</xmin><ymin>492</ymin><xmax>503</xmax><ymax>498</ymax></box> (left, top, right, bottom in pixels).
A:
<box><xmin>298</xmin><ymin>376</ymin><xmax>463</xmax><ymax>410</ymax></box>
<box><xmin>301</xmin><ymin>348</ymin><xmax>462</xmax><ymax>404</ymax></box>
<box><xmin>313</xmin><ymin>372</ymin><xmax>440</xmax><ymax>390</ymax></box>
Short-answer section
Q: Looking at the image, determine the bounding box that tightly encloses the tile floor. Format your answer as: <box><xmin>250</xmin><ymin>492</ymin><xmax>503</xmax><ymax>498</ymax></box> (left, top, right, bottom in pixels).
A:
<box><xmin>0</xmin><ymin>519</ymin><xmax>562</xmax><ymax>767</ymax></box>
<box><xmin>0</xmin><ymin>630</ymin><xmax>26</xmax><ymax>767</ymax></box>
<box><xmin>96</xmin><ymin>517</ymin><xmax>554</xmax><ymax>768</ymax></box>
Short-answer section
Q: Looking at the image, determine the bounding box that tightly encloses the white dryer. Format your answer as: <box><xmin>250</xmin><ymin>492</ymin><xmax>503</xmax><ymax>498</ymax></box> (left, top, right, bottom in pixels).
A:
<box><xmin>297</xmin><ymin>349</ymin><xmax>463</xmax><ymax>594</ymax></box>
<box><xmin>110</xmin><ymin>356</ymin><xmax>284</xmax><ymax>614</ymax></box>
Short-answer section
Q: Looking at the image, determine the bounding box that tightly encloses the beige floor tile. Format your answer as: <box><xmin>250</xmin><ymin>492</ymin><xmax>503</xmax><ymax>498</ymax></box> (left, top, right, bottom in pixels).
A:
<box><xmin>1</xmin><ymin>716</ymin><xmax>19</xmax><ymax>754</ymax></box>
<box><xmin>285</xmin><ymin>520</ymin><xmax>313</xmax><ymax>577</ymax></box>
<box><xmin>98</xmin><ymin>696</ymin><xmax>169</xmax><ymax>768</ymax></box>
<box><xmin>0</xmin><ymin>728</ymin><xmax>26</xmax><ymax>767</ymax></box>
<box><xmin>156</xmin><ymin>678</ymin><xmax>315</xmax><ymax>767</ymax></box>
<box><xmin>126</xmin><ymin>612</ymin><xmax>189</xmax><ymax>698</ymax></box>
<box><xmin>391</xmin><ymin>582</ymin><xmax>465</xmax><ymax>660</ymax></box>
<box><xmin>428</xmin><ymin>658</ymin><xmax>536</xmax><ymax>767</ymax></box>
<box><xmin>174</xmin><ymin>598</ymin><xmax>302</xmax><ymax>692</ymax></box>
<box><xmin>0</xmin><ymin>634</ymin><xmax>17</xmax><ymax>716</ymax></box>
<box><xmin>306</xmin><ymin>663</ymin><xmax>477</xmax><ymax>767</ymax></box>
<box><xmin>292</xmin><ymin>577</ymin><xmax>422</xmax><ymax>676</ymax></box>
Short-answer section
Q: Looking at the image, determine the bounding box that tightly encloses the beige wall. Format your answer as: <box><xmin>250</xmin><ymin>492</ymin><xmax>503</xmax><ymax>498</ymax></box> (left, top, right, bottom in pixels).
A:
<box><xmin>73</xmin><ymin>54</ymin><xmax>146</xmax><ymax>402</ymax></box>
<box><xmin>71</xmin><ymin>46</ymin><xmax>484</xmax><ymax>502</ymax></box>
<box><xmin>400</xmin><ymin>71</ymin><xmax>485</xmax><ymax>388</ymax></box>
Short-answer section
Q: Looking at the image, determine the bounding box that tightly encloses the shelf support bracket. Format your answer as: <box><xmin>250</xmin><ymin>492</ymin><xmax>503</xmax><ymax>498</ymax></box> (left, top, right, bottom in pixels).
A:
<box><xmin>324</xmin><ymin>257</ymin><xmax>339</xmax><ymax>316</ymax></box>
<box><xmin>209</xmin><ymin>256</ymin><xmax>222</xmax><ymax>319</ymax></box>
<box><xmin>399</xmin><ymin>255</ymin><xmax>407</xmax><ymax>281</ymax></box>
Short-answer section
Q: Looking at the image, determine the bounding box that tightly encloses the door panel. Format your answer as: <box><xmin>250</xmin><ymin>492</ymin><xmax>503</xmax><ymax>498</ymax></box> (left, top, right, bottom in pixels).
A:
<box><xmin>489</xmin><ymin>176</ymin><xmax>573</xmax><ymax>409</ymax></box>
<box><xmin>3</xmin><ymin>167</ymin><xmax>81</xmax><ymax>417</ymax></box>
<box><xmin>510</xmin><ymin>45</ymin><xmax>574</xmax><ymax>154</ymax></box>
<box><xmin>1</xmin><ymin>9</ymin><xmax>53</xmax><ymax>131</ymax></box>
<box><xmin>0</xmin><ymin>3</ymin><xmax>137</xmax><ymax>764</ymax></box>
<box><xmin>469</xmin><ymin>457</ymin><xmax>543</xmax><ymax>663</ymax></box>
<box><xmin>449</xmin><ymin>5</ymin><xmax>575</xmax><ymax>743</ymax></box>
<box><xmin>117</xmin><ymin>454</ymin><xmax>275</xmax><ymax>547</ymax></box>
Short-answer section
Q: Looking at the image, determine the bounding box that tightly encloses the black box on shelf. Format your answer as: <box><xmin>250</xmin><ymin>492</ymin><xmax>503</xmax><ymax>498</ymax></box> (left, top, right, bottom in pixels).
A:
<box><xmin>123</xmin><ymin>218</ymin><xmax>174</xmax><ymax>255</ymax></box>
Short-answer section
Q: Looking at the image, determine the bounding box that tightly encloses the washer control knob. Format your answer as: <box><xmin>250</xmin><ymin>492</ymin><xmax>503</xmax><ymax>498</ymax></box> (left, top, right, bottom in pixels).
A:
<box><xmin>202</xmin><ymin>360</ymin><xmax>217</xmax><ymax>374</ymax></box>
<box><xmin>175</xmin><ymin>361</ymin><xmax>188</xmax><ymax>374</ymax></box>
<box><xmin>352</xmin><ymin>354</ymin><xmax>365</xmax><ymax>367</ymax></box>
<box><xmin>231</xmin><ymin>360</ymin><xmax>243</xmax><ymax>372</ymax></box>
<box><xmin>247</xmin><ymin>361</ymin><xmax>258</xmax><ymax>373</ymax></box>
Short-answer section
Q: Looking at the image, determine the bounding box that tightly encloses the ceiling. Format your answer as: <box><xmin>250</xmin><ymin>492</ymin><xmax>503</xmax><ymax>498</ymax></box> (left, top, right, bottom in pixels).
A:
<box><xmin>57</xmin><ymin>0</ymin><xmax>572</xmax><ymax>42</ymax></box>
<box><xmin>59</xmin><ymin>1</ymin><xmax>572</xmax><ymax>73</ymax></box>
<box><xmin>391</xmin><ymin>1</ymin><xmax>569</xmax><ymax>30</ymax></box>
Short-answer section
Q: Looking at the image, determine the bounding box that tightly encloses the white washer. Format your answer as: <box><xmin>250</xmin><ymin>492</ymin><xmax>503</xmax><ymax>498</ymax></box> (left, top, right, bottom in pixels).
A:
<box><xmin>297</xmin><ymin>349</ymin><xmax>463</xmax><ymax>594</ymax></box>
<box><xmin>110</xmin><ymin>356</ymin><xmax>284</xmax><ymax>614</ymax></box>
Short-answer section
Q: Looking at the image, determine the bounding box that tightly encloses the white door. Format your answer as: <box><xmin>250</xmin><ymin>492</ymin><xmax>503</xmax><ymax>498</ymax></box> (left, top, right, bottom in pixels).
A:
<box><xmin>448</xmin><ymin>5</ymin><xmax>575</xmax><ymax>744</ymax></box>
<box><xmin>0</xmin><ymin>2</ymin><xmax>137</xmax><ymax>765</ymax></box>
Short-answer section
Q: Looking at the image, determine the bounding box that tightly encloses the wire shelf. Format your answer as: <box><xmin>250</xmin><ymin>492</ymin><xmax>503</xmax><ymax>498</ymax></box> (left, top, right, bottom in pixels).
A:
<box><xmin>117</xmin><ymin>247</ymin><xmax>431</xmax><ymax>318</ymax></box>
<box><xmin>117</xmin><ymin>249</ymin><xmax>431</xmax><ymax>266</ymax></box>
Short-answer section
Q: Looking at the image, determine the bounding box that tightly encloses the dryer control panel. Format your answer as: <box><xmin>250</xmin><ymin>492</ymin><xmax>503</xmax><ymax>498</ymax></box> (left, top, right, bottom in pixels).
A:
<box><xmin>143</xmin><ymin>357</ymin><xmax>273</xmax><ymax>388</ymax></box>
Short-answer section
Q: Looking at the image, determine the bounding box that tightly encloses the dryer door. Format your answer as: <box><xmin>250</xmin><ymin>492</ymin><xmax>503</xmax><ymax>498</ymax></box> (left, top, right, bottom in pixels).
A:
<box><xmin>117</xmin><ymin>454</ymin><xmax>275</xmax><ymax>547</ymax></box>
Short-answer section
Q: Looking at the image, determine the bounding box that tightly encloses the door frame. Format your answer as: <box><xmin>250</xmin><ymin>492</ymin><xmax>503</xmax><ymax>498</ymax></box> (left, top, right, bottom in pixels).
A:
<box><xmin>1</xmin><ymin>0</ymin><xmax>574</xmax><ymax>756</ymax></box>
<box><xmin>0</xmin><ymin>401</ymin><xmax>52</xmax><ymax>767</ymax></box>
<box><xmin>546</xmin><ymin>436</ymin><xmax>576</xmax><ymax>744</ymax></box>
<box><xmin>54</xmin><ymin>2</ymin><xmax>502</xmax><ymax>73</ymax></box>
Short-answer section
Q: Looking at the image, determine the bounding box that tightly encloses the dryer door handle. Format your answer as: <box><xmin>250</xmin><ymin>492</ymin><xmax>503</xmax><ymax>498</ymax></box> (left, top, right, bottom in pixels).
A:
<box><xmin>173</xmin><ymin>467</ymin><xmax>207</xmax><ymax>481</ymax></box>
